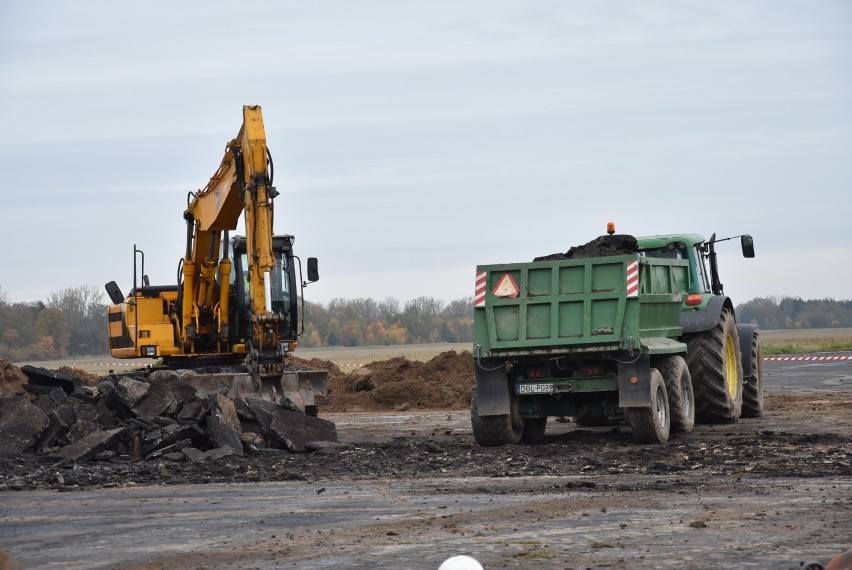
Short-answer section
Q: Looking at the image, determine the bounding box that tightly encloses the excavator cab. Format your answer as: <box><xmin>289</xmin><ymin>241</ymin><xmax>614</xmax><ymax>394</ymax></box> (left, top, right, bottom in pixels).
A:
<box><xmin>227</xmin><ymin>234</ymin><xmax>299</xmax><ymax>348</ymax></box>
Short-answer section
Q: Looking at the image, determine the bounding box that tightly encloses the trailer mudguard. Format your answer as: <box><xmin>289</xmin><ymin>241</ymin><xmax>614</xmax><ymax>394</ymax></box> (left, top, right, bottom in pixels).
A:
<box><xmin>617</xmin><ymin>351</ymin><xmax>652</xmax><ymax>408</ymax></box>
<box><xmin>680</xmin><ymin>295</ymin><xmax>729</xmax><ymax>334</ymax></box>
<box><xmin>737</xmin><ymin>323</ymin><xmax>759</xmax><ymax>375</ymax></box>
<box><xmin>474</xmin><ymin>361</ymin><xmax>510</xmax><ymax>416</ymax></box>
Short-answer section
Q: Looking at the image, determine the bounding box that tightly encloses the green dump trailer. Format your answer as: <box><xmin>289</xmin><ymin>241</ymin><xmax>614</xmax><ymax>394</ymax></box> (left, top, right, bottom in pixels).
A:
<box><xmin>472</xmin><ymin>231</ymin><xmax>760</xmax><ymax>446</ymax></box>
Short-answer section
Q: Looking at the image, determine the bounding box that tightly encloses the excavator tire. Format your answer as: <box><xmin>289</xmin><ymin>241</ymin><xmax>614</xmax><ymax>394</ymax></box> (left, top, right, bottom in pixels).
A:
<box><xmin>659</xmin><ymin>355</ymin><xmax>695</xmax><ymax>433</ymax></box>
<box><xmin>742</xmin><ymin>332</ymin><xmax>764</xmax><ymax>418</ymax></box>
<box><xmin>686</xmin><ymin>309</ymin><xmax>744</xmax><ymax>423</ymax></box>
<box><xmin>624</xmin><ymin>369</ymin><xmax>670</xmax><ymax>444</ymax></box>
<box><xmin>471</xmin><ymin>392</ymin><xmax>523</xmax><ymax>446</ymax></box>
<box><xmin>521</xmin><ymin>417</ymin><xmax>547</xmax><ymax>443</ymax></box>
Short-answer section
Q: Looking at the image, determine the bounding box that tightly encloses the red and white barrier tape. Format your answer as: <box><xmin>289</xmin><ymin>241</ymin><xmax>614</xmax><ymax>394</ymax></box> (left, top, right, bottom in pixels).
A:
<box><xmin>763</xmin><ymin>355</ymin><xmax>852</xmax><ymax>362</ymax></box>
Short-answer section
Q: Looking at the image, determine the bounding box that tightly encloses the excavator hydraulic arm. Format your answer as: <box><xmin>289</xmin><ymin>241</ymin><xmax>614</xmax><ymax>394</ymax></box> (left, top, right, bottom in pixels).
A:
<box><xmin>181</xmin><ymin>105</ymin><xmax>281</xmax><ymax>355</ymax></box>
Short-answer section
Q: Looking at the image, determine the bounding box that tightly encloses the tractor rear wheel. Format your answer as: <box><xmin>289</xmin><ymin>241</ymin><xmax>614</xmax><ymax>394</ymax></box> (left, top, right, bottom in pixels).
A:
<box><xmin>625</xmin><ymin>369</ymin><xmax>670</xmax><ymax>444</ymax></box>
<box><xmin>659</xmin><ymin>355</ymin><xmax>694</xmax><ymax>433</ymax></box>
<box><xmin>685</xmin><ymin>309</ymin><xmax>744</xmax><ymax>423</ymax></box>
<box><xmin>471</xmin><ymin>392</ymin><xmax>523</xmax><ymax>446</ymax></box>
<box><xmin>742</xmin><ymin>332</ymin><xmax>764</xmax><ymax>418</ymax></box>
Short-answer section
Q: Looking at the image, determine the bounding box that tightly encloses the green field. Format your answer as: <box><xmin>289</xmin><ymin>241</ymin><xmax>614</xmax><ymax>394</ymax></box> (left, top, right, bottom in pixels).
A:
<box><xmin>759</xmin><ymin>327</ymin><xmax>852</xmax><ymax>355</ymax></box>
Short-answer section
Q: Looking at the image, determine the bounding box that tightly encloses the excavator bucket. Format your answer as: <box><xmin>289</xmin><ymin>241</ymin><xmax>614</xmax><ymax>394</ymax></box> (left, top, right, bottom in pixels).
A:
<box><xmin>228</xmin><ymin>369</ymin><xmax>328</xmax><ymax>414</ymax></box>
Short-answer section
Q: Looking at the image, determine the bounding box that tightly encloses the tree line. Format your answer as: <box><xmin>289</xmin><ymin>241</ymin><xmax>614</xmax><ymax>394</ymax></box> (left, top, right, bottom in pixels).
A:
<box><xmin>0</xmin><ymin>284</ymin><xmax>106</xmax><ymax>361</ymax></box>
<box><xmin>299</xmin><ymin>296</ymin><xmax>474</xmax><ymax>347</ymax></box>
<box><xmin>735</xmin><ymin>297</ymin><xmax>852</xmax><ymax>330</ymax></box>
<box><xmin>1</xmin><ymin>283</ymin><xmax>850</xmax><ymax>361</ymax></box>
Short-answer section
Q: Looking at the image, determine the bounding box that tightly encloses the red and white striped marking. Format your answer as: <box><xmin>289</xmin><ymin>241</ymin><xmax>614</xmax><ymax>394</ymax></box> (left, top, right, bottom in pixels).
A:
<box><xmin>626</xmin><ymin>260</ymin><xmax>639</xmax><ymax>298</ymax></box>
<box><xmin>474</xmin><ymin>271</ymin><xmax>487</xmax><ymax>307</ymax></box>
<box><xmin>763</xmin><ymin>355</ymin><xmax>852</xmax><ymax>362</ymax></box>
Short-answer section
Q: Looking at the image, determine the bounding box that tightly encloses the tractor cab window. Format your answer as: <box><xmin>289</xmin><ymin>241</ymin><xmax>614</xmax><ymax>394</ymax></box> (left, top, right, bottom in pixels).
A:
<box><xmin>694</xmin><ymin>244</ymin><xmax>712</xmax><ymax>292</ymax></box>
<box><xmin>641</xmin><ymin>248</ymin><xmax>681</xmax><ymax>260</ymax></box>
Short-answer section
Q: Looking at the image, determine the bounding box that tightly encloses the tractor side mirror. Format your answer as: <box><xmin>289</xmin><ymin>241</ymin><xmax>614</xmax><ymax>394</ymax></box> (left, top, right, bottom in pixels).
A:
<box><xmin>741</xmin><ymin>235</ymin><xmax>755</xmax><ymax>258</ymax></box>
<box><xmin>105</xmin><ymin>281</ymin><xmax>125</xmax><ymax>305</ymax></box>
<box><xmin>307</xmin><ymin>257</ymin><xmax>319</xmax><ymax>283</ymax></box>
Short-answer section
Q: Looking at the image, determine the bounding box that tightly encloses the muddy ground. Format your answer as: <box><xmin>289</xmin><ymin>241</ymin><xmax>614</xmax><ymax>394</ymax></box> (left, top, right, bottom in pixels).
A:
<box><xmin>0</xmin><ymin>354</ymin><xmax>850</xmax><ymax>569</ymax></box>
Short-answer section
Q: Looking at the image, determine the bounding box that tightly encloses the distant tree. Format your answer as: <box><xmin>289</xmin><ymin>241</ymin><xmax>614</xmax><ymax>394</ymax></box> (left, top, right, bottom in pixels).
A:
<box><xmin>33</xmin><ymin>308</ymin><xmax>68</xmax><ymax>356</ymax></box>
<box><xmin>47</xmin><ymin>284</ymin><xmax>107</xmax><ymax>355</ymax></box>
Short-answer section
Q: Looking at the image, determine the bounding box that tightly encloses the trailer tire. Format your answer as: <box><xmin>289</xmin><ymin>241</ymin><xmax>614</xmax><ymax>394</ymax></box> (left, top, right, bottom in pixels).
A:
<box><xmin>659</xmin><ymin>355</ymin><xmax>694</xmax><ymax>433</ymax></box>
<box><xmin>521</xmin><ymin>417</ymin><xmax>547</xmax><ymax>443</ymax></box>
<box><xmin>625</xmin><ymin>369</ymin><xmax>670</xmax><ymax>443</ymax></box>
<box><xmin>742</xmin><ymin>332</ymin><xmax>764</xmax><ymax>418</ymax></box>
<box><xmin>685</xmin><ymin>309</ymin><xmax>744</xmax><ymax>423</ymax></box>
<box><xmin>471</xmin><ymin>393</ymin><xmax>523</xmax><ymax>446</ymax></box>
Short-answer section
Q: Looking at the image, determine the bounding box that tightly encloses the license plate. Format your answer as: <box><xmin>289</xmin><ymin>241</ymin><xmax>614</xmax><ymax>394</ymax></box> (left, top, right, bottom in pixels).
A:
<box><xmin>515</xmin><ymin>383</ymin><xmax>553</xmax><ymax>394</ymax></box>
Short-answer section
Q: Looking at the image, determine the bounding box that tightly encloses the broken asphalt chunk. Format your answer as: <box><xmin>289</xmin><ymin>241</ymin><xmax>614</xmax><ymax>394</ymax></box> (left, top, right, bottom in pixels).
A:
<box><xmin>0</xmin><ymin>395</ymin><xmax>49</xmax><ymax>457</ymax></box>
<box><xmin>51</xmin><ymin>427</ymin><xmax>125</xmax><ymax>463</ymax></box>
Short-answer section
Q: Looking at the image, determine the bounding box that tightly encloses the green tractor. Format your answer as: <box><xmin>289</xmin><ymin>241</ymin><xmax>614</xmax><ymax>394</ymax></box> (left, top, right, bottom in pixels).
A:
<box><xmin>637</xmin><ymin>232</ymin><xmax>762</xmax><ymax>422</ymax></box>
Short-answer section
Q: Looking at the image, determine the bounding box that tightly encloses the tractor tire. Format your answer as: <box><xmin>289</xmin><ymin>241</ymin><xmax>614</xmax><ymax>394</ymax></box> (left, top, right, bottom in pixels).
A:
<box><xmin>685</xmin><ymin>309</ymin><xmax>744</xmax><ymax>423</ymax></box>
<box><xmin>659</xmin><ymin>355</ymin><xmax>695</xmax><ymax>433</ymax></box>
<box><xmin>742</xmin><ymin>332</ymin><xmax>764</xmax><ymax>418</ymax></box>
<box><xmin>624</xmin><ymin>369</ymin><xmax>671</xmax><ymax>444</ymax></box>
<box><xmin>521</xmin><ymin>417</ymin><xmax>547</xmax><ymax>443</ymax></box>
<box><xmin>471</xmin><ymin>392</ymin><xmax>522</xmax><ymax>447</ymax></box>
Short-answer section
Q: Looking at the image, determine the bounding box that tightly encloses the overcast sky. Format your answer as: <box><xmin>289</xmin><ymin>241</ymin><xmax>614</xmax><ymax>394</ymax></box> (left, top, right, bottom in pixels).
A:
<box><xmin>1</xmin><ymin>1</ymin><xmax>850</xmax><ymax>308</ymax></box>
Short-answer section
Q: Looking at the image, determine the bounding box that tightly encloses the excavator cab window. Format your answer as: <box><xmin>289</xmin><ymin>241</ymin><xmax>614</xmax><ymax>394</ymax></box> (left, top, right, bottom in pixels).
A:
<box><xmin>269</xmin><ymin>256</ymin><xmax>291</xmax><ymax>316</ymax></box>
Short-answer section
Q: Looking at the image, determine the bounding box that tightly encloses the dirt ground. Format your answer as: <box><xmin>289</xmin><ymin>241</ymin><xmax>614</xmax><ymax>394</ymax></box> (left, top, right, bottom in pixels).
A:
<box><xmin>1</xmin><ymin>354</ymin><xmax>851</xmax><ymax>568</ymax></box>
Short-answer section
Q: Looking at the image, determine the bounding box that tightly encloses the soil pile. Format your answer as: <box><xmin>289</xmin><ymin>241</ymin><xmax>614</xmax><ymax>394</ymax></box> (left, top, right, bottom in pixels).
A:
<box><xmin>534</xmin><ymin>234</ymin><xmax>639</xmax><ymax>261</ymax></box>
<box><xmin>315</xmin><ymin>350</ymin><xmax>475</xmax><ymax>412</ymax></box>
<box><xmin>0</xmin><ymin>359</ymin><xmax>28</xmax><ymax>396</ymax></box>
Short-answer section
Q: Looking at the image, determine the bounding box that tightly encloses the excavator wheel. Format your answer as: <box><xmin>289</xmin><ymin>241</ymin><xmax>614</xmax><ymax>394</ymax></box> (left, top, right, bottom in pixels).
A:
<box><xmin>742</xmin><ymin>331</ymin><xmax>764</xmax><ymax>418</ymax></box>
<box><xmin>686</xmin><ymin>309</ymin><xmax>744</xmax><ymax>423</ymax></box>
<box><xmin>659</xmin><ymin>355</ymin><xmax>695</xmax><ymax>433</ymax></box>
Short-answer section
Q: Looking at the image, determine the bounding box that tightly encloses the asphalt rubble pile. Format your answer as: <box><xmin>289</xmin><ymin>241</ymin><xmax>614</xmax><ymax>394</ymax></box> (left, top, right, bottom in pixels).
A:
<box><xmin>0</xmin><ymin>361</ymin><xmax>339</xmax><ymax>466</ymax></box>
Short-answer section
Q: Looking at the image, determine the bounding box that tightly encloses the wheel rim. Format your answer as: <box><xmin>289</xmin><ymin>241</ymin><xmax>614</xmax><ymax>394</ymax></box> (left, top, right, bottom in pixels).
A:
<box><xmin>724</xmin><ymin>333</ymin><xmax>738</xmax><ymax>400</ymax></box>
<box><xmin>654</xmin><ymin>384</ymin><xmax>668</xmax><ymax>429</ymax></box>
<box><xmin>680</xmin><ymin>374</ymin><xmax>693</xmax><ymax>417</ymax></box>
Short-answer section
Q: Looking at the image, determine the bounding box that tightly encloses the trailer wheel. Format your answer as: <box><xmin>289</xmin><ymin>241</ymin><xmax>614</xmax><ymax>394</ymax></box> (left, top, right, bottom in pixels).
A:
<box><xmin>521</xmin><ymin>417</ymin><xmax>547</xmax><ymax>443</ymax></box>
<box><xmin>659</xmin><ymin>355</ymin><xmax>694</xmax><ymax>433</ymax></box>
<box><xmin>470</xmin><ymin>393</ymin><xmax>523</xmax><ymax>446</ymax></box>
<box><xmin>624</xmin><ymin>369</ymin><xmax>670</xmax><ymax>444</ymax></box>
<box><xmin>685</xmin><ymin>309</ymin><xmax>744</xmax><ymax>423</ymax></box>
<box><xmin>742</xmin><ymin>332</ymin><xmax>764</xmax><ymax>418</ymax></box>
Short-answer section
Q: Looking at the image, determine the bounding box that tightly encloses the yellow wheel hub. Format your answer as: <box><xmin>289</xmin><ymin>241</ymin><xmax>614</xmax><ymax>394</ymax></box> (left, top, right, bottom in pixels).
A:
<box><xmin>724</xmin><ymin>333</ymin><xmax>738</xmax><ymax>399</ymax></box>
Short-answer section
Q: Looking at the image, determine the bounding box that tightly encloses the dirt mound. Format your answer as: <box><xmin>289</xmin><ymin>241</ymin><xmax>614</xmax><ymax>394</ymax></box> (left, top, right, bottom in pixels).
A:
<box><xmin>317</xmin><ymin>350</ymin><xmax>474</xmax><ymax>412</ymax></box>
<box><xmin>54</xmin><ymin>366</ymin><xmax>101</xmax><ymax>387</ymax></box>
<box><xmin>0</xmin><ymin>359</ymin><xmax>27</xmax><ymax>395</ymax></box>
<box><xmin>534</xmin><ymin>234</ymin><xmax>638</xmax><ymax>261</ymax></box>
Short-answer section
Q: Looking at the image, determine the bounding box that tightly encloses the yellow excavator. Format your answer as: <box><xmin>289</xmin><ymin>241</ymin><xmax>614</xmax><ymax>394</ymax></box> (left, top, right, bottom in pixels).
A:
<box><xmin>105</xmin><ymin>105</ymin><xmax>326</xmax><ymax>414</ymax></box>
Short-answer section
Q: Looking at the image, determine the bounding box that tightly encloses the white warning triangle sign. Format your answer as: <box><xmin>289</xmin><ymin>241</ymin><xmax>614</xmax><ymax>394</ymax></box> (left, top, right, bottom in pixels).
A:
<box><xmin>492</xmin><ymin>273</ymin><xmax>520</xmax><ymax>298</ymax></box>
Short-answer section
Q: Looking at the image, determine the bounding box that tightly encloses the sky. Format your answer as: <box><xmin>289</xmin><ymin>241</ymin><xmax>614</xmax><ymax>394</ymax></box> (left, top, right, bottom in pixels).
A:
<box><xmin>1</xmin><ymin>1</ymin><xmax>850</xmax><ymax>308</ymax></box>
